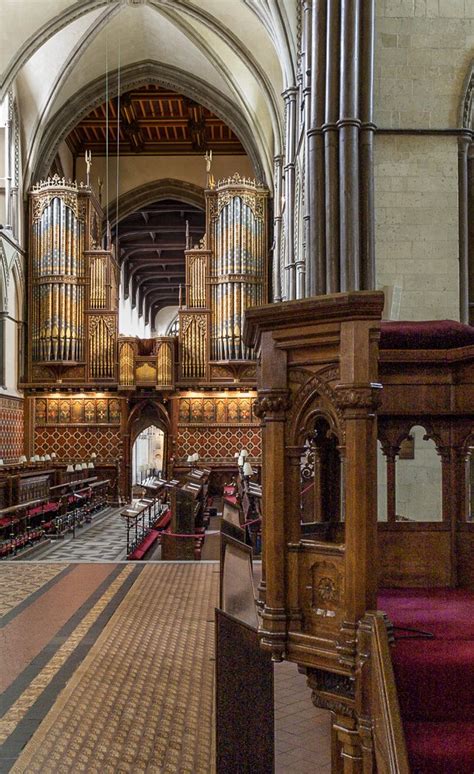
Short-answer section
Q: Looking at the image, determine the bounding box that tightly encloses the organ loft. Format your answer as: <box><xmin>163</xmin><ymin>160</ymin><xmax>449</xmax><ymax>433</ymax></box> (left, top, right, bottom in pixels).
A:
<box><xmin>23</xmin><ymin>170</ymin><xmax>268</xmax><ymax>499</ymax></box>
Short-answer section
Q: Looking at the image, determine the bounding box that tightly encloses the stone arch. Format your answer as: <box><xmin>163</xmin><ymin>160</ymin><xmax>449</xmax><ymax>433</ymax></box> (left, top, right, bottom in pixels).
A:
<box><xmin>29</xmin><ymin>60</ymin><xmax>268</xmax><ymax>188</ymax></box>
<box><xmin>460</xmin><ymin>58</ymin><xmax>474</xmax><ymax>129</ymax></box>
<box><xmin>106</xmin><ymin>179</ymin><xmax>205</xmax><ymax>230</ymax></box>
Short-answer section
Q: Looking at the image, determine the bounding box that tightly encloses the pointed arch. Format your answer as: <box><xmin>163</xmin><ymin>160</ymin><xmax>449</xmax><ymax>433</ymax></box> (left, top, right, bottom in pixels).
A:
<box><xmin>29</xmin><ymin>61</ymin><xmax>268</xmax><ymax>188</ymax></box>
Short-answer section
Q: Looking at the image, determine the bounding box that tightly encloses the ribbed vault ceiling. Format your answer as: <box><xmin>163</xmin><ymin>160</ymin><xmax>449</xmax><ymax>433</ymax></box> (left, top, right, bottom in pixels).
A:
<box><xmin>1</xmin><ymin>0</ymin><xmax>295</xmax><ymax>188</ymax></box>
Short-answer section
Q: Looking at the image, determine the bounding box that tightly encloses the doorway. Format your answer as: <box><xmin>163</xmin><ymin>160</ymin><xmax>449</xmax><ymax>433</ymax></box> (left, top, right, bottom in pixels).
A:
<box><xmin>132</xmin><ymin>425</ymin><xmax>165</xmax><ymax>485</ymax></box>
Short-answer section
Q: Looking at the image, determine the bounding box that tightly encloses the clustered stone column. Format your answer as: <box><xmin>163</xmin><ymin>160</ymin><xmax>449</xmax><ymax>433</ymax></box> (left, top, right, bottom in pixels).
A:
<box><xmin>306</xmin><ymin>0</ymin><xmax>376</xmax><ymax>296</ymax></box>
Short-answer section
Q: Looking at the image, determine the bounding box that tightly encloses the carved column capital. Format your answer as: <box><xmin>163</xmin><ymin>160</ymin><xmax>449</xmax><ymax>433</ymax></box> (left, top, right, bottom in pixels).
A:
<box><xmin>253</xmin><ymin>390</ymin><xmax>291</xmax><ymax>420</ymax></box>
<box><xmin>335</xmin><ymin>382</ymin><xmax>382</xmax><ymax>415</ymax></box>
<box><xmin>305</xmin><ymin>666</ymin><xmax>356</xmax><ymax>719</ymax></box>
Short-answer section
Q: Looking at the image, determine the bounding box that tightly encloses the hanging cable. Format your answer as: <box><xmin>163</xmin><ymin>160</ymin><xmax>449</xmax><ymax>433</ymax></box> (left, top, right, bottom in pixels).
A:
<box><xmin>105</xmin><ymin>19</ymin><xmax>109</xmax><ymax>247</ymax></box>
<box><xmin>115</xmin><ymin>22</ymin><xmax>121</xmax><ymax>255</ymax></box>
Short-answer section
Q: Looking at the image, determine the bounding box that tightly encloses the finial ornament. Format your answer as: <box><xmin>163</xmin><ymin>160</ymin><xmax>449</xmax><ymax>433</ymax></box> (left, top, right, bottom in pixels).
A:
<box><xmin>204</xmin><ymin>150</ymin><xmax>215</xmax><ymax>189</ymax></box>
<box><xmin>85</xmin><ymin>150</ymin><xmax>92</xmax><ymax>188</ymax></box>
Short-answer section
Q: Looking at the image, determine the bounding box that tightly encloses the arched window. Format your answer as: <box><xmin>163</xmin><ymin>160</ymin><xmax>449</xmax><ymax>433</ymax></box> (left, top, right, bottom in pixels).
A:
<box><xmin>166</xmin><ymin>315</ymin><xmax>179</xmax><ymax>337</ymax></box>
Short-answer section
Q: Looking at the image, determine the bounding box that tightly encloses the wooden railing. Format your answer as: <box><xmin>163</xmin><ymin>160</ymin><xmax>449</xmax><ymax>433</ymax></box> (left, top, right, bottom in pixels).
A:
<box><xmin>357</xmin><ymin>612</ymin><xmax>410</xmax><ymax>774</ymax></box>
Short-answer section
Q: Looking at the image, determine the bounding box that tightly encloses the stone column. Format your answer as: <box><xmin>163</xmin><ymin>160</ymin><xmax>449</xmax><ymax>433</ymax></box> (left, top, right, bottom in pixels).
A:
<box><xmin>283</xmin><ymin>87</ymin><xmax>298</xmax><ymax>301</ymax></box>
<box><xmin>272</xmin><ymin>155</ymin><xmax>284</xmax><ymax>302</ymax></box>
<box><xmin>305</xmin><ymin>0</ymin><xmax>376</xmax><ymax>294</ymax></box>
<box><xmin>458</xmin><ymin>133</ymin><xmax>471</xmax><ymax>323</ymax></box>
<box><xmin>302</xmin><ymin>0</ymin><xmax>312</xmax><ymax>297</ymax></box>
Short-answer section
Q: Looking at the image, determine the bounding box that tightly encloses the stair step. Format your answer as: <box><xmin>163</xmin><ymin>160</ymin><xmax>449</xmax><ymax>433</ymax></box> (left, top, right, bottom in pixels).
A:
<box><xmin>405</xmin><ymin>721</ymin><xmax>474</xmax><ymax>774</ymax></box>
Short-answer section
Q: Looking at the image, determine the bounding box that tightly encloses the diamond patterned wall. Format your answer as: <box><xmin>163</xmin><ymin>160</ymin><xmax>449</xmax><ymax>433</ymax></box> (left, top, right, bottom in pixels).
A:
<box><xmin>0</xmin><ymin>397</ymin><xmax>24</xmax><ymax>460</ymax></box>
<box><xmin>34</xmin><ymin>427</ymin><xmax>122</xmax><ymax>461</ymax></box>
<box><xmin>176</xmin><ymin>426</ymin><xmax>261</xmax><ymax>463</ymax></box>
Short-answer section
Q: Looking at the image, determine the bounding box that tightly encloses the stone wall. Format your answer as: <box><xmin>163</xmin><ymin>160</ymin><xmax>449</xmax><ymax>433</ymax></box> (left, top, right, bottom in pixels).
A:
<box><xmin>374</xmin><ymin>0</ymin><xmax>474</xmax><ymax>321</ymax></box>
<box><xmin>375</xmin><ymin>135</ymin><xmax>459</xmax><ymax>319</ymax></box>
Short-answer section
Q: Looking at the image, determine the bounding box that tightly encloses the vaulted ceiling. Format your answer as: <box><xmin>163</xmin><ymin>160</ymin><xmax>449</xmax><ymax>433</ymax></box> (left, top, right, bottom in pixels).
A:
<box><xmin>66</xmin><ymin>84</ymin><xmax>245</xmax><ymax>157</ymax></box>
<box><xmin>117</xmin><ymin>198</ymin><xmax>205</xmax><ymax>325</ymax></box>
<box><xmin>1</xmin><ymin>0</ymin><xmax>295</xmax><ymax>188</ymax></box>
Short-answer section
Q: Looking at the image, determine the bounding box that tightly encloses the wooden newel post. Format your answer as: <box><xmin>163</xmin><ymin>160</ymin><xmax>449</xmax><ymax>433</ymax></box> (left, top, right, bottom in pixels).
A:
<box><xmin>253</xmin><ymin>331</ymin><xmax>290</xmax><ymax>660</ymax></box>
<box><xmin>244</xmin><ymin>291</ymin><xmax>384</xmax><ymax>770</ymax></box>
<box><xmin>336</xmin><ymin>321</ymin><xmax>382</xmax><ymax>657</ymax></box>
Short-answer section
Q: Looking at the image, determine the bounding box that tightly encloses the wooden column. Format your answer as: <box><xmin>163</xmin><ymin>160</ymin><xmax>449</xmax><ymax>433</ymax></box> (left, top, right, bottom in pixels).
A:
<box><xmin>253</xmin><ymin>330</ymin><xmax>289</xmax><ymax>661</ymax></box>
<box><xmin>313</xmin><ymin>446</ymin><xmax>323</xmax><ymax>522</ymax></box>
<box><xmin>254</xmin><ymin>388</ymin><xmax>290</xmax><ymax>660</ymax></box>
<box><xmin>286</xmin><ymin>446</ymin><xmax>305</xmax><ymax>630</ymax></box>
<box><xmin>386</xmin><ymin>449</ymin><xmax>397</xmax><ymax>525</ymax></box>
<box><xmin>338</xmin><ymin>320</ymin><xmax>381</xmax><ymax>626</ymax></box>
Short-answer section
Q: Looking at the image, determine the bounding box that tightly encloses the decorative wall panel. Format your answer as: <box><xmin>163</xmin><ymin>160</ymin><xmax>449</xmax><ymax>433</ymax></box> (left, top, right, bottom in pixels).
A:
<box><xmin>34</xmin><ymin>397</ymin><xmax>121</xmax><ymax>425</ymax></box>
<box><xmin>178</xmin><ymin>396</ymin><xmax>254</xmax><ymax>424</ymax></box>
<box><xmin>175</xmin><ymin>426</ymin><xmax>261</xmax><ymax>462</ymax></box>
<box><xmin>0</xmin><ymin>397</ymin><xmax>24</xmax><ymax>460</ymax></box>
<box><xmin>34</xmin><ymin>427</ymin><xmax>122</xmax><ymax>460</ymax></box>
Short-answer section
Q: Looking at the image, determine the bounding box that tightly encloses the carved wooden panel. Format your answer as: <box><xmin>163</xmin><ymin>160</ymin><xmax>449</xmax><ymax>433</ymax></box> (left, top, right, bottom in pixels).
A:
<box><xmin>34</xmin><ymin>397</ymin><xmax>121</xmax><ymax>425</ymax></box>
<box><xmin>378</xmin><ymin>527</ymin><xmax>451</xmax><ymax>587</ymax></box>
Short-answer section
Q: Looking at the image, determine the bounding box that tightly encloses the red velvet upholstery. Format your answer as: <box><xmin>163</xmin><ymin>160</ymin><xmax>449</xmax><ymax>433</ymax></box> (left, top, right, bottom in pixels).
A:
<box><xmin>153</xmin><ymin>508</ymin><xmax>171</xmax><ymax>530</ymax></box>
<box><xmin>380</xmin><ymin>320</ymin><xmax>474</xmax><ymax>350</ymax></box>
<box><xmin>378</xmin><ymin>588</ymin><xmax>474</xmax><ymax>773</ymax></box>
<box><xmin>129</xmin><ymin>529</ymin><xmax>159</xmax><ymax>560</ymax></box>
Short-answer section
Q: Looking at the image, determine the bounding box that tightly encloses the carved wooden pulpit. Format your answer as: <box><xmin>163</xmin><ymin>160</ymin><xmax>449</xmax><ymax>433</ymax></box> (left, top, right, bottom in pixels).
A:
<box><xmin>244</xmin><ymin>291</ymin><xmax>385</xmax><ymax>771</ymax></box>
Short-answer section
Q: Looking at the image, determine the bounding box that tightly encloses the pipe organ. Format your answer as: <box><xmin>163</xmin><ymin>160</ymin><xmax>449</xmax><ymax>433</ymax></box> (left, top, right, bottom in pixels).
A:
<box><xmin>207</xmin><ymin>175</ymin><xmax>268</xmax><ymax>361</ymax></box>
<box><xmin>28</xmin><ymin>175</ymin><xmax>118</xmax><ymax>385</ymax></box>
<box><xmin>24</xmin><ymin>172</ymin><xmax>267</xmax><ymax>497</ymax></box>
<box><xmin>179</xmin><ymin>174</ymin><xmax>268</xmax><ymax>382</ymax></box>
<box><xmin>31</xmin><ymin>189</ymin><xmax>85</xmax><ymax>363</ymax></box>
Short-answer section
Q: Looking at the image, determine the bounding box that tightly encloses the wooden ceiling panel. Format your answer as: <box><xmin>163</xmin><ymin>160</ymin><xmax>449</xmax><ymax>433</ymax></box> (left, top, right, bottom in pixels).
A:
<box><xmin>66</xmin><ymin>84</ymin><xmax>245</xmax><ymax>157</ymax></box>
<box><xmin>118</xmin><ymin>198</ymin><xmax>206</xmax><ymax>321</ymax></box>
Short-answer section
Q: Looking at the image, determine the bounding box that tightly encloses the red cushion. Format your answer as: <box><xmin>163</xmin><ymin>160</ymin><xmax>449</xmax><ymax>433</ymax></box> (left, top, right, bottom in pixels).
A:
<box><xmin>380</xmin><ymin>320</ymin><xmax>474</xmax><ymax>350</ymax></box>
<box><xmin>153</xmin><ymin>508</ymin><xmax>171</xmax><ymax>530</ymax></box>
<box><xmin>129</xmin><ymin>529</ymin><xmax>159</xmax><ymax>560</ymax></box>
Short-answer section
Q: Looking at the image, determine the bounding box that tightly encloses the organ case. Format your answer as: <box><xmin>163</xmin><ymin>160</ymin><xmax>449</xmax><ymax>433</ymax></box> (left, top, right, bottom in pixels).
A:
<box><xmin>27</xmin><ymin>175</ymin><xmax>118</xmax><ymax>384</ymax></box>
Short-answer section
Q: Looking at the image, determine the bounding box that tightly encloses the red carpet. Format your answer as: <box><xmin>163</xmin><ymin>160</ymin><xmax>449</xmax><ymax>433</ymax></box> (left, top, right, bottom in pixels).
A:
<box><xmin>378</xmin><ymin>588</ymin><xmax>474</xmax><ymax>774</ymax></box>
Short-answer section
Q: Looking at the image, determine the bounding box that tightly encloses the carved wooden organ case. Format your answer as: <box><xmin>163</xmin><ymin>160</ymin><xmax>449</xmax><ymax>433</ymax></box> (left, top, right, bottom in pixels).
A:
<box><xmin>178</xmin><ymin>174</ymin><xmax>269</xmax><ymax>383</ymax></box>
<box><xmin>244</xmin><ymin>292</ymin><xmax>384</xmax><ymax>695</ymax></box>
<box><xmin>27</xmin><ymin>176</ymin><xmax>118</xmax><ymax>385</ymax></box>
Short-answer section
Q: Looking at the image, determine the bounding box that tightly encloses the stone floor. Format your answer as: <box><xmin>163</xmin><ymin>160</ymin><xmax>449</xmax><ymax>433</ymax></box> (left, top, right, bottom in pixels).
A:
<box><xmin>274</xmin><ymin>661</ymin><xmax>331</xmax><ymax>773</ymax></box>
<box><xmin>0</xmin><ymin>561</ymin><xmax>331</xmax><ymax>773</ymax></box>
<box><xmin>26</xmin><ymin>507</ymin><xmax>127</xmax><ymax>562</ymax></box>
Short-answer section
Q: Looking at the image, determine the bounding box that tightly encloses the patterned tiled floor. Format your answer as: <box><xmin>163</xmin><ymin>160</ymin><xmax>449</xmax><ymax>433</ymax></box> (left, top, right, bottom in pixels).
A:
<box><xmin>274</xmin><ymin>661</ymin><xmax>331</xmax><ymax>773</ymax></box>
<box><xmin>32</xmin><ymin>507</ymin><xmax>127</xmax><ymax>562</ymax></box>
<box><xmin>1</xmin><ymin>563</ymin><xmax>219</xmax><ymax>773</ymax></box>
<box><xmin>0</xmin><ymin>561</ymin><xmax>331</xmax><ymax>773</ymax></box>
<box><xmin>0</xmin><ymin>564</ymin><xmax>66</xmax><ymax>618</ymax></box>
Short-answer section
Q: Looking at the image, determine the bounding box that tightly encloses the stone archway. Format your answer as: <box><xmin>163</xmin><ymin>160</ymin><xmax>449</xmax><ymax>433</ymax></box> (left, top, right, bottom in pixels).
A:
<box><xmin>126</xmin><ymin>398</ymin><xmax>171</xmax><ymax>498</ymax></box>
<box><xmin>105</xmin><ymin>178</ymin><xmax>205</xmax><ymax>229</ymax></box>
<box><xmin>30</xmin><ymin>60</ymin><xmax>268</xmax><ymax>187</ymax></box>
